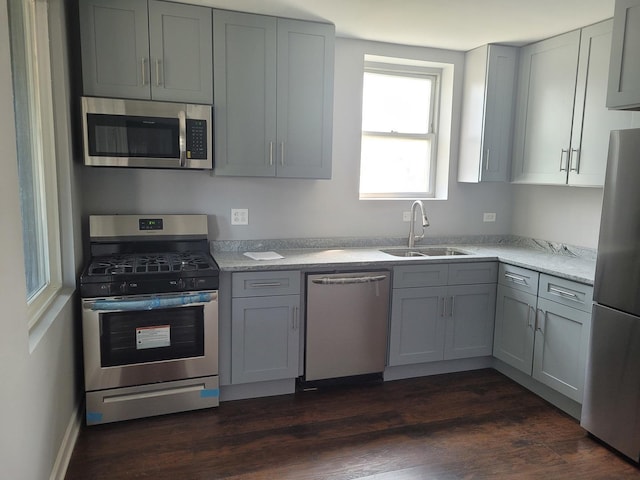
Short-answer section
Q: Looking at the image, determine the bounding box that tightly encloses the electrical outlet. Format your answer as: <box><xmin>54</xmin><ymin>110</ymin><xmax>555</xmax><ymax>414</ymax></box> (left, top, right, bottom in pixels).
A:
<box><xmin>483</xmin><ymin>212</ymin><xmax>496</xmax><ymax>223</ymax></box>
<box><xmin>231</xmin><ymin>208</ymin><xmax>249</xmax><ymax>225</ymax></box>
<box><xmin>402</xmin><ymin>211</ymin><xmax>412</xmax><ymax>222</ymax></box>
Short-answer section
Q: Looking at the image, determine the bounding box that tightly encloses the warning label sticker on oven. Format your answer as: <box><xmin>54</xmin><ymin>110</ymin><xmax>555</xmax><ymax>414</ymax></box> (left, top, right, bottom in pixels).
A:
<box><xmin>136</xmin><ymin>325</ymin><xmax>171</xmax><ymax>350</ymax></box>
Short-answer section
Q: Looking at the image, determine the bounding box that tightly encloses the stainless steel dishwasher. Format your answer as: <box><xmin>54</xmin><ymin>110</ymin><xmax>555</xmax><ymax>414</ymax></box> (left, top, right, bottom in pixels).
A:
<box><xmin>304</xmin><ymin>271</ymin><xmax>390</xmax><ymax>384</ymax></box>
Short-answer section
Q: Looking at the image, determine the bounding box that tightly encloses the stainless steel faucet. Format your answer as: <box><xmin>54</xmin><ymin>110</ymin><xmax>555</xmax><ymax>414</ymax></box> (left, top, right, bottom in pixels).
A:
<box><xmin>408</xmin><ymin>200</ymin><xmax>430</xmax><ymax>248</ymax></box>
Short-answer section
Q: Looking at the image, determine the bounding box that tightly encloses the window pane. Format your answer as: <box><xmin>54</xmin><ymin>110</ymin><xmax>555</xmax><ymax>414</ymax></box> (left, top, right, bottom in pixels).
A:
<box><xmin>8</xmin><ymin>0</ymin><xmax>47</xmax><ymax>299</ymax></box>
<box><xmin>360</xmin><ymin>135</ymin><xmax>431</xmax><ymax>194</ymax></box>
<box><xmin>362</xmin><ymin>72</ymin><xmax>431</xmax><ymax>134</ymax></box>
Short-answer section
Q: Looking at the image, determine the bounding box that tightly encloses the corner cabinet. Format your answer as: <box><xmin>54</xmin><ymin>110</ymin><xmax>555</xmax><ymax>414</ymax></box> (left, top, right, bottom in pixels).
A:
<box><xmin>607</xmin><ymin>0</ymin><xmax>640</xmax><ymax>109</ymax></box>
<box><xmin>493</xmin><ymin>264</ymin><xmax>593</xmax><ymax>403</ymax></box>
<box><xmin>230</xmin><ymin>271</ymin><xmax>301</xmax><ymax>384</ymax></box>
<box><xmin>79</xmin><ymin>0</ymin><xmax>213</xmax><ymax>104</ymax></box>
<box><xmin>388</xmin><ymin>262</ymin><xmax>497</xmax><ymax>366</ymax></box>
<box><xmin>458</xmin><ymin>44</ymin><xmax>517</xmax><ymax>183</ymax></box>
<box><xmin>511</xmin><ymin>21</ymin><xmax>635</xmax><ymax>186</ymax></box>
<box><xmin>213</xmin><ymin>10</ymin><xmax>334</xmax><ymax>179</ymax></box>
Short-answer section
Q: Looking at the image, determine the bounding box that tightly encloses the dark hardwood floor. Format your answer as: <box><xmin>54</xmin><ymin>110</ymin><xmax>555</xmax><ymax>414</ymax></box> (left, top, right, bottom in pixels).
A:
<box><xmin>65</xmin><ymin>369</ymin><xmax>640</xmax><ymax>479</ymax></box>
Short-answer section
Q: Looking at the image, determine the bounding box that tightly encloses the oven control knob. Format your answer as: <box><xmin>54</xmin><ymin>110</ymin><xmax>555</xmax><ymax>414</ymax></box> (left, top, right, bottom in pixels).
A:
<box><xmin>119</xmin><ymin>282</ymin><xmax>127</xmax><ymax>294</ymax></box>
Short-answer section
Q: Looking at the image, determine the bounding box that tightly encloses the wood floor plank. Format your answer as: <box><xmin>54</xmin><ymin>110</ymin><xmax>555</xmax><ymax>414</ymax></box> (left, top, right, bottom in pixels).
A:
<box><xmin>64</xmin><ymin>369</ymin><xmax>640</xmax><ymax>479</ymax></box>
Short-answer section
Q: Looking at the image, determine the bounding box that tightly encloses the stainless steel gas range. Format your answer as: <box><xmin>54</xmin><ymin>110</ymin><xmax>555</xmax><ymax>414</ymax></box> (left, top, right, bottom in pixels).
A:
<box><xmin>79</xmin><ymin>214</ymin><xmax>220</xmax><ymax>425</ymax></box>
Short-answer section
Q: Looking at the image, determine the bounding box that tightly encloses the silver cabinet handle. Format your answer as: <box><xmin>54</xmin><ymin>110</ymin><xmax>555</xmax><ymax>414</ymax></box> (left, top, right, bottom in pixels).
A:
<box><xmin>441</xmin><ymin>296</ymin><xmax>447</xmax><ymax>317</ymax></box>
<box><xmin>569</xmin><ymin>148</ymin><xmax>580</xmax><ymax>173</ymax></box>
<box><xmin>292</xmin><ymin>306</ymin><xmax>298</xmax><ymax>330</ymax></box>
<box><xmin>548</xmin><ymin>286</ymin><xmax>579</xmax><ymax>299</ymax></box>
<box><xmin>527</xmin><ymin>305</ymin><xmax>535</xmax><ymax>329</ymax></box>
<box><xmin>450</xmin><ymin>296</ymin><xmax>455</xmax><ymax>317</ymax></box>
<box><xmin>484</xmin><ymin>148</ymin><xmax>491</xmax><ymax>171</ymax></box>
<box><xmin>269</xmin><ymin>142</ymin><xmax>274</xmax><ymax>166</ymax></box>
<box><xmin>141</xmin><ymin>58</ymin><xmax>148</xmax><ymax>86</ymax></box>
<box><xmin>155</xmin><ymin>59</ymin><xmax>162</xmax><ymax>87</ymax></box>
<box><xmin>250</xmin><ymin>282</ymin><xmax>283</xmax><ymax>288</ymax></box>
<box><xmin>504</xmin><ymin>272</ymin><xmax>528</xmax><ymax>285</ymax></box>
<box><xmin>280</xmin><ymin>141</ymin><xmax>285</xmax><ymax>167</ymax></box>
<box><xmin>559</xmin><ymin>149</ymin><xmax>569</xmax><ymax>172</ymax></box>
<box><xmin>535</xmin><ymin>308</ymin><xmax>545</xmax><ymax>334</ymax></box>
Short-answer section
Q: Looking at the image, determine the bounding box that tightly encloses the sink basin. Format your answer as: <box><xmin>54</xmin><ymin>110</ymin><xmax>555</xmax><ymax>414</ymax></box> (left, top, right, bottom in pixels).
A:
<box><xmin>380</xmin><ymin>247</ymin><xmax>469</xmax><ymax>257</ymax></box>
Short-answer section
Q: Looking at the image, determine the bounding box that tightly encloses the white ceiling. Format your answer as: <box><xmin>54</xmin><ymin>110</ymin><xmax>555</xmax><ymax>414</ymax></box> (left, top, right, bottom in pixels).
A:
<box><xmin>187</xmin><ymin>0</ymin><xmax>615</xmax><ymax>51</ymax></box>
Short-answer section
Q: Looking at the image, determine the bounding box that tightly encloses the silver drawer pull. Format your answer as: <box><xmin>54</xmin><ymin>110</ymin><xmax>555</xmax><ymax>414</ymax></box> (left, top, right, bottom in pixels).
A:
<box><xmin>250</xmin><ymin>282</ymin><xmax>283</xmax><ymax>288</ymax></box>
<box><xmin>504</xmin><ymin>272</ymin><xmax>528</xmax><ymax>285</ymax></box>
<box><xmin>548</xmin><ymin>286</ymin><xmax>579</xmax><ymax>299</ymax></box>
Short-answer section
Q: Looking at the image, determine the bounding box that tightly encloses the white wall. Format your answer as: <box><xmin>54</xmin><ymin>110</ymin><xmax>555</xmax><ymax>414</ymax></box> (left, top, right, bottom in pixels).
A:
<box><xmin>511</xmin><ymin>185</ymin><xmax>603</xmax><ymax>249</ymax></box>
<box><xmin>0</xmin><ymin>1</ymin><xmax>81</xmax><ymax>478</ymax></box>
<box><xmin>80</xmin><ymin>37</ymin><xmax>514</xmax><ymax>241</ymax></box>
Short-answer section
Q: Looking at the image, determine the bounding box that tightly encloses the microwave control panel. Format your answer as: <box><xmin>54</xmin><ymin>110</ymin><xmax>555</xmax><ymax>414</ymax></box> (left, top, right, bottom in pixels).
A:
<box><xmin>186</xmin><ymin>119</ymin><xmax>207</xmax><ymax>160</ymax></box>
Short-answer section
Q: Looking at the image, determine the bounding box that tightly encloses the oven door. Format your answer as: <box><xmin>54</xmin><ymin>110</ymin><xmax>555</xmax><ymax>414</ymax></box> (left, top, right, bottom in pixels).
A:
<box><xmin>82</xmin><ymin>291</ymin><xmax>218</xmax><ymax>391</ymax></box>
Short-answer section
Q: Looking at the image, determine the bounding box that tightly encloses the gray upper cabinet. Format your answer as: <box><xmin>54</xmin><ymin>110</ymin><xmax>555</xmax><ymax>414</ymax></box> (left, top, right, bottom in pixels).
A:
<box><xmin>79</xmin><ymin>0</ymin><xmax>213</xmax><ymax>104</ymax></box>
<box><xmin>458</xmin><ymin>44</ymin><xmax>517</xmax><ymax>183</ymax></box>
<box><xmin>512</xmin><ymin>21</ymin><xmax>635</xmax><ymax>186</ymax></box>
<box><xmin>511</xmin><ymin>30</ymin><xmax>581</xmax><ymax>185</ymax></box>
<box><xmin>213</xmin><ymin>10</ymin><xmax>334</xmax><ymax>178</ymax></box>
<box><xmin>607</xmin><ymin>0</ymin><xmax>640</xmax><ymax>109</ymax></box>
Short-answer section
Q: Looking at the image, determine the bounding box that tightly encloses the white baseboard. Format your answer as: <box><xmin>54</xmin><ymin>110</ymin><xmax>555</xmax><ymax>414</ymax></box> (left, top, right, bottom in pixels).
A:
<box><xmin>49</xmin><ymin>401</ymin><xmax>83</xmax><ymax>480</ymax></box>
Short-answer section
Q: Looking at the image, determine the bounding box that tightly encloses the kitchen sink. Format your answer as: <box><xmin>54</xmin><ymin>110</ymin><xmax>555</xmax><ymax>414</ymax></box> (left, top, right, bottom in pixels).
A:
<box><xmin>380</xmin><ymin>247</ymin><xmax>469</xmax><ymax>257</ymax></box>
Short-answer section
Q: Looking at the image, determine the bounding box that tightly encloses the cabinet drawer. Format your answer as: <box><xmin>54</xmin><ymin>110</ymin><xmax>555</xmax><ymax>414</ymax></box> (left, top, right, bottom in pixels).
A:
<box><xmin>448</xmin><ymin>262</ymin><xmax>497</xmax><ymax>285</ymax></box>
<box><xmin>232</xmin><ymin>271</ymin><xmax>300</xmax><ymax>297</ymax></box>
<box><xmin>498</xmin><ymin>264</ymin><xmax>539</xmax><ymax>295</ymax></box>
<box><xmin>538</xmin><ymin>274</ymin><xmax>593</xmax><ymax>313</ymax></box>
<box><xmin>393</xmin><ymin>264</ymin><xmax>449</xmax><ymax>288</ymax></box>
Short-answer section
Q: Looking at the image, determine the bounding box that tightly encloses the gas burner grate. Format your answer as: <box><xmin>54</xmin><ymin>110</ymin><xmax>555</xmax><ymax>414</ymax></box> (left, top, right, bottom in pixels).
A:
<box><xmin>87</xmin><ymin>252</ymin><xmax>216</xmax><ymax>276</ymax></box>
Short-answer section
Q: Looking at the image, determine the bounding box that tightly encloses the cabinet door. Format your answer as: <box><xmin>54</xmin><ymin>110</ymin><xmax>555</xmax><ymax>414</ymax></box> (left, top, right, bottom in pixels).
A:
<box><xmin>231</xmin><ymin>295</ymin><xmax>300</xmax><ymax>384</ymax></box>
<box><xmin>79</xmin><ymin>0</ymin><xmax>150</xmax><ymax>99</ymax></box>
<box><xmin>444</xmin><ymin>284</ymin><xmax>496</xmax><ymax>360</ymax></box>
<box><xmin>607</xmin><ymin>0</ymin><xmax>640</xmax><ymax>109</ymax></box>
<box><xmin>512</xmin><ymin>30</ymin><xmax>580</xmax><ymax>184</ymax></box>
<box><xmin>459</xmin><ymin>45</ymin><xmax>517</xmax><ymax>183</ymax></box>
<box><xmin>532</xmin><ymin>297</ymin><xmax>591</xmax><ymax>403</ymax></box>
<box><xmin>569</xmin><ymin>20</ymin><xmax>635</xmax><ymax>186</ymax></box>
<box><xmin>213</xmin><ymin>10</ymin><xmax>277</xmax><ymax>176</ymax></box>
<box><xmin>493</xmin><ymin>285</ymin><xmax>537</xmax><ymax>375</ymax></box>
<box><xmin>148</xmin><ymin>1</ymin><xmax>212</xmax><ymax>104</ymax></box>
<box><xmin>388</xmin><ymin>286</ymin><xmax>447</xmax><ymax>366</ymax></box>
<box><xmin>276</xmin><ymin>19</ymin><xmax>334</xmax><ymax>179</ymax></box>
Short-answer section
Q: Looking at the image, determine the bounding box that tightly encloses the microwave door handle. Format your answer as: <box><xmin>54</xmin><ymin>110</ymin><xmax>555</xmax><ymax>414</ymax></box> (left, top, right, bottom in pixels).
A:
<box><xmin>179</xmin><ymin>110</ymin><xmax>187</xmax><ymax>167</ymax></box>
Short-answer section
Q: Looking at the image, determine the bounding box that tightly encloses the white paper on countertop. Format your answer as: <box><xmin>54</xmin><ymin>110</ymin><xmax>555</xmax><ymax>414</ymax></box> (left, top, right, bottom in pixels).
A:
<box><xmin>243</xmin><ymin>251</ymin><xmax>284</xmax><ymax>261</ymax></box>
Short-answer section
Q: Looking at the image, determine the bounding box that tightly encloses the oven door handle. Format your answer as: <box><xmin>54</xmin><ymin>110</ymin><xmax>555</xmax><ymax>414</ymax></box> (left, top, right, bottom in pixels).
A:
<box><xmin>87</xmin><ymin>292</ymin><xmax>216</xmax><ymax>311</ymax></box>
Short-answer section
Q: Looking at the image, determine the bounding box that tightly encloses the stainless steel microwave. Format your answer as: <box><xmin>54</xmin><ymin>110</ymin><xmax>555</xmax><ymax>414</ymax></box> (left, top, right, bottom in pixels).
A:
<box><xmin>81</xmin><ymin>96</ymin><xmax>212</xmax><ymax>169</ymax></box>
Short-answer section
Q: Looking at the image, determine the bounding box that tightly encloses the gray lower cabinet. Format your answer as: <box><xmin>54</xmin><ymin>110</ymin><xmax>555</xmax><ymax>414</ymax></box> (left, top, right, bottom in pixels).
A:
<box><xmin>79</xmin><ymin>0</ymin><xmax>213</xmax><ymax>103</ymax></box>
<box><xmin>388</xmin><ymin>262</ymin><xmax>497</xmax><ymax>366</ymax></box>
<box><xmin>493</xmin><ymin>264</ymin><xmax>593</xmax><ymax>403</ymax></box>
<box><xmin>230</xmin><ymin>271</ymin><xmax>301</xmax><ymax>384</ymax></box>
<box><xmin>213</xmin><ymin>10</ymin><xmax>334</xmax><ymax>178</ymax></box>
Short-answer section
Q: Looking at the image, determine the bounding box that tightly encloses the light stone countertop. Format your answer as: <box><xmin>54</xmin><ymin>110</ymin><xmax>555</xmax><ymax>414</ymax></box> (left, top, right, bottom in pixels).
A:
<box><xmin>211</xmin><ymin>238</ymin><xmax>596</xmax><ymax>285</ymax></box>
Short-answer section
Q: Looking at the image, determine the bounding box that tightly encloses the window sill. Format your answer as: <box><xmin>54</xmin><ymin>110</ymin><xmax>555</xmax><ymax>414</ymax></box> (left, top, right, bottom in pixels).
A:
<box><xmin>28</xmin><ymin>286</ymin><xmax>76</xmax><ymax>354</ymax></box>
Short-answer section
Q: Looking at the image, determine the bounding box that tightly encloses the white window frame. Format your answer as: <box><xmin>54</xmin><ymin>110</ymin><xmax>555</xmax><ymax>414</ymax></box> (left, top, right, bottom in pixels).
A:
<box><xmin>360</xmin><ymin>60</ymin><xmax>441</xmax><ymax>200</ymax></box>
<box><xmin>9</xmin><ymin>0</ymin><xmax>62</xmax><ymax>328</ymax></box>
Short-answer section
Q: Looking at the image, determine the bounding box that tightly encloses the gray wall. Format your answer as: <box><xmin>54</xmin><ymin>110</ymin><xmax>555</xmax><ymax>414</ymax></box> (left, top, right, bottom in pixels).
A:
<box><xmin>0</xmin><ymin>1</ymin><xmax>81</xmax><ymax>478</ymax></box>
<box><xmin>81</xmin><ymin>37</ymin><xmax>514</xmax><ymax>241</ymax></box>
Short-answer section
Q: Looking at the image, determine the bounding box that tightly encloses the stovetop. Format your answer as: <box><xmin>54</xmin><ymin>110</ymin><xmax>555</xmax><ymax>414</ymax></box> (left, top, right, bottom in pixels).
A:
<box><xmin>86</xmin><ymin>251</ymin><xmax>217</xmax><ymax>276</ymax></box>
<box><xmin>80</xmin><ymin>251</ymin><xmax>220</xmax><ymax>298</ymax></box>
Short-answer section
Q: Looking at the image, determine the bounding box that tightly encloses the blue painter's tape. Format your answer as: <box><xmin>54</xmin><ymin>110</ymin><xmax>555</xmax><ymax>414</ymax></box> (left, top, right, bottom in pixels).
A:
<box><xmin>200</xmin><ymin>388</ymin><xmax>219</xmax><ymax>398</ymax></box>
<box><xmin>86</xmin><ymin>412</ymin><xmax>103</xmax><ymax>423</ymax></box>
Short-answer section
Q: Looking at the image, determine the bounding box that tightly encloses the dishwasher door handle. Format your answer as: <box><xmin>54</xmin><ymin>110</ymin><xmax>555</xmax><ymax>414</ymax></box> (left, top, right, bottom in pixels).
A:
<box><xmin>310</xmin><ymin>275</ymin><xmax>388</xmax><ymax>285</ymax></box>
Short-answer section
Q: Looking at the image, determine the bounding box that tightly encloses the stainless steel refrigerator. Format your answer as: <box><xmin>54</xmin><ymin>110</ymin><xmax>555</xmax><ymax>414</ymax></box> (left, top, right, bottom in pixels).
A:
<box><xmin>581</xmin><ymin>128</ymin><xmax>640</xmax><ymax>462</ymax></box>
